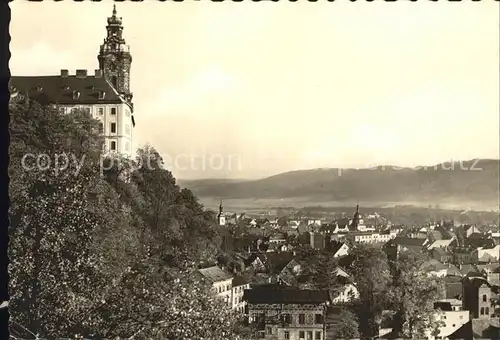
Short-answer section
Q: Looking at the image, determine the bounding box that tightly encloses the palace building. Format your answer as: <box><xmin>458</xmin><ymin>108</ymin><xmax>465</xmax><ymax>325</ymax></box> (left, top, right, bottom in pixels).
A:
<box><xmin>10</xmin><ymin>5</ymin><xmax>135</xmax><ymax>158</ymax></box>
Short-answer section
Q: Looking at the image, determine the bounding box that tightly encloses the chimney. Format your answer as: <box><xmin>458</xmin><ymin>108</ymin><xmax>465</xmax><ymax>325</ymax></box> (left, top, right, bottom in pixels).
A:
<box><xmin>72</xmin><ymin>91</ymin><xmax>81</xmax><ymax>100</ymax></box>
<box><xmin>95</xmin><ymin>69</ymin><xmax>103</xmax><ymax>78</ymax></box>
<box><xmin>75</xmin><ymin>69</ymin><xmax>87</xmax><ymax>78</ymax></box>
<box><xmin>60</xmin><ymin>69</ymin><xmax>69</xmax><ymax>78</ymax></box>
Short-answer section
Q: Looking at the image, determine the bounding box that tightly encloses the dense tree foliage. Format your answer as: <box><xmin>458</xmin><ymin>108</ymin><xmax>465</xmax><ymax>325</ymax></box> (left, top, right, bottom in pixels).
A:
<box><xmin>348</xmin><ymin>244</ymin><xmax>392</xmax><ymax>338</ymax></box>
<box><xmin>9</xmin><ymin>100</ymin><xmax>250</xmax><ymax>339</ymax></box>
<box><xmin>387</xmin><ymin>252</ymin><xmax>444</xmax><ymax>339</ymax></box>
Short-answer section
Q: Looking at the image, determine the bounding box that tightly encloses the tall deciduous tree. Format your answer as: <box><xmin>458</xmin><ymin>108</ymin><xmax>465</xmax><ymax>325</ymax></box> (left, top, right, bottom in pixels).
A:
<box><xmin>388</xmin><ymin>252</ymin><xmax>444</xmax><ymax>339</ymax></box>
<box><xmin>9</xmin><ymin>100</ymin><xmax>249</xmax><ymax>339</ymax></box>
<box><xmin>9</xmin><ymin>100</ymin><xmax>111</xmax><ymax>337</ymax></box>
<box><xmin>349</xmin><ymin>244</ymin><xmax>392</xmax><ymax>338</ymax></box>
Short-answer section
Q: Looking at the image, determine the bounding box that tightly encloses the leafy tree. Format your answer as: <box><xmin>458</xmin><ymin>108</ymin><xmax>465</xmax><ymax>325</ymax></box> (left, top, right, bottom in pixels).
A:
<box><xmin>9</xmin><ymin>100</ymin><xmax>251</xmax><ymax>339</ymax></box>
<box><xmin>326</xmin><ymin>307</ymin><xmax>360</xmax><ymax>340</ymax></box>
<box><xmin>9</xmin><ymin>101</ymin><xmax>112</xmax><ymax>337</ymax></box>
<box><xmin>349</xmin><ymin>244</ymin><xmax>392</xmax><ymax>338</ymax></box>
<box><xmin>388</xmin><ymin>252</ymin><xmax>444</xmax><ymax>339</ymax></box>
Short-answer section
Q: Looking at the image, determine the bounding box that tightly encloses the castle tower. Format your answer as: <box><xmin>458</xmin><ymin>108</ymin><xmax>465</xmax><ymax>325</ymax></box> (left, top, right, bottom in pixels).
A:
<box><xmin>98</xmin><ymin>5</ymin><xmax>133</xmax><ymax>103</ymax></box>
<box><xmin>218</xmin><ymin>200</ymin><xmax>226</xmax><ymax>226</ymax></box>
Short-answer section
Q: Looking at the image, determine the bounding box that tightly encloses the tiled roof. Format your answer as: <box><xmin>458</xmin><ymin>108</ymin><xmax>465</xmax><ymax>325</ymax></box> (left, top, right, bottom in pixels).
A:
<box><xmin>244</xmin><ymin>286</ymin><xmax>330</xmax><ymax>304</ymax></box>
<box><xmin>10</xmin><ymin>74</ymin><xmax>126</xmax><ymax>105</ymax></box>
<box><xmin>198</xmin><ymin>266</ymin><xmax>233</xmax><ymax>283</ymax></box>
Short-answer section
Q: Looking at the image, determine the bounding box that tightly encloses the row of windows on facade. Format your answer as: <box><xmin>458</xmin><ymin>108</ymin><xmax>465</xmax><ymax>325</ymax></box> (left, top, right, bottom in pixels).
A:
<box><xmin>263</xmin><ymin>329</ymin><xmax>322</xmax><ymax>340</ymax></box>
<box><xmin>63</xmin><ymin>106</ymin><xmax>130</xmax><ymax>117</ymax></box>
<box><xmin>98</xmin><ymin>122</ymin><xmax>130</xmax><ymax>135</ymax></box>
<box><xmin>253</xmin><ymin>313</ymin><xmax>324</xmax><ymax>325</ymax></box>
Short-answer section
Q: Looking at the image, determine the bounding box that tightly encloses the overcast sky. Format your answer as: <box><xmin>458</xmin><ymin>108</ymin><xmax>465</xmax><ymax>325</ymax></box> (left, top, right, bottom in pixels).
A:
<box><xmin>10</xmin><ymin>1</ymin><xmax>499</xmax><ymax>179</ymax></box>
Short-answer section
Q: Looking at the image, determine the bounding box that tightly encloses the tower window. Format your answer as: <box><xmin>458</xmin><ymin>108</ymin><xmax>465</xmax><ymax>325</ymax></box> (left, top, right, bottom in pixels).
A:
<box><xmin>110</xmin><ymin>123</ymin><xmax>116</xmax><ymax>133</ymax></box>
<box><xmin>98</xmin><ymin>107</ymin><xmax>104</xmax><ymax>115</ymax></box>
<box><xmin>110</xmin><ymin>141</ymin><xmax>116</xmax><ymax>151</ymax></box>
<box><xmin>99</xmin><ymin>123</ymin><xmax>103</xmax><ymax>134</ymax></box>
<box><xmin>483</xmin><ymin>295</ymin><xmax>487</xmax><ymax>302</ymax></box>
<box><xmin>485</xmin><ymin>307</ymin><xmax>489</xmax><ymax>315</ymax></box>
<box><xmin>111</xmin><ymin>108</ymin><xmax>117</xmax><ymax>115</ymax></box>
<box><xmin>480</xmin><ymin>307</ymin><xmax>485</xmax><ymax>315</ymax></box>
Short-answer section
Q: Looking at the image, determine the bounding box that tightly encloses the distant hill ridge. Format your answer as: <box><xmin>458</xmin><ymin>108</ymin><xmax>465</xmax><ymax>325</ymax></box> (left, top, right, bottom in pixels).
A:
<box><xmin>179</xmin><ymin>159</ymin><xmax>500</xmax><ymax>204</ymax></box>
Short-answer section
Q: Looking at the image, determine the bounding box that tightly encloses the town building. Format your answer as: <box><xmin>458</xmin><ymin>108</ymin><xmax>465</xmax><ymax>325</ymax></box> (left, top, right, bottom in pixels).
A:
<box><xmin>433</xmin><ymin>298</ymin><xmax>470</xmax><ymax>339</ymax></box>
<box><xmin>383</xmin><ymin>237</ymin><xmax>427</xmax><ymax>260</ymax></box>
<box><xmin>10</xmin><ymin>5</ymin><xmax>135</xmax><ymax>158</ymax></box>
<box><xmin>462</xmin><ymin>276</ymin><xmax>494</xmax><ymax>319</ymax></box>
<box><xmin>309</xmin><ymin>232</ymin><xmax>325</xmax><ymax>250</ymax></box>
<box><xmin>232</xmin><ymin>276</ymin><xmax>251</xmax><ymax>313</ymax></box>
<box><xmin>198</xmin><ymin>266</ymin><xmax>234</xmax><ymax>308</ymax></box>
<box><xmin>474</xmin><ymin>245</ymin><xmax>500</xmax><ymax>263</ymax></box>
<box><xmin>244</xmin><ymin>284</ymin><xmax>330</xmax><ymax>340</ymax></box>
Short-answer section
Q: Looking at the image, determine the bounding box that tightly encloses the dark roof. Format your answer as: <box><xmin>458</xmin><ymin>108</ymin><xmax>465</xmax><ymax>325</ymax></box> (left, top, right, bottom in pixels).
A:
<box><xmin>391</xmin><ymin>237</ymin><xmax>426</xmax><ymax>247</ymax></box>
<box><xmin>447</xmin><ymin>318</ymin><xmax>500</xmax><ymax>339</ymax></box>
<box><xmin>444</xmin><ymin>276</ymin><xmax>463</xmax><ymax>299</ymax></box>
<box><xmin>432</xmin><ymin>247</ymin><xmax>451</xmax><ymax>256</ymax></box>
<box><xmin>244</xmin><ymin>287</ymin><xmax>330</xmax><ymax>304</ymax></box>
<box><xmin>232</xmin><ymin>275</ymin><xmax>249</xmax><ymax>287</ymax></box>
<box><xmin>10</xmin><ymin>75</ymin><xmax>127</xmax><ymax>106</ymax></box>
<box><xmin>329</xmin><ymin>241</ymin><xmax>348</xmax><ymax>255</ymax></box>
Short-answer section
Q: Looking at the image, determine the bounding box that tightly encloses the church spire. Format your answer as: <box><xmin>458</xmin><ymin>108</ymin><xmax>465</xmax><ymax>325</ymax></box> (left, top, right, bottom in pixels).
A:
<box><xmin>219</xmin><ymin>200</ymin><xmax>224</xmax><ymax>214</ymax></box>
<box><xmin>98</xmin><ymin>4</ymin><xmax>132</xmax><ymax>97</ymax></box>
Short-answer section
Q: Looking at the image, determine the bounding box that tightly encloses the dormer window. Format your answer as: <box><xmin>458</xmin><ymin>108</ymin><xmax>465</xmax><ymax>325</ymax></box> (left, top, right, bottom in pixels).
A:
<box><xmin>98</xmin><ymin>91</ymin><xmax>106</xmax><ymax>99</ymax></box>
<box><xmin>72</xmin><ymin>91</ymin><xmax>80</xmax><ymax>100</ymax></box>
<box><xmin>36</xmin><ymin>85</ymin><xmax>43</xmax><ymax>92</ymax></box>
<box><xmin>63</xmin><ymin>85</ymin><xmax>70</xmax><ymax>91</ymax></box>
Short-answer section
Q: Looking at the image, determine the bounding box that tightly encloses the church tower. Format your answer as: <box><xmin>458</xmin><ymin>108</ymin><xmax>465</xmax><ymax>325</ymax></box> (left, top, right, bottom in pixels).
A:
<box><xmin>98</xmin><ymin>5</ymin><xmax>133</xmax><ymax>103</ymax></box>
<box><xmin>218</xmin><ymin>201</ymin><xmax>226</xmax><ymax>226</ymax></box>
<box><xmin>349</xmin><ymin>204</ymin><xmax>360</xmax><ymax>231</ymax></box>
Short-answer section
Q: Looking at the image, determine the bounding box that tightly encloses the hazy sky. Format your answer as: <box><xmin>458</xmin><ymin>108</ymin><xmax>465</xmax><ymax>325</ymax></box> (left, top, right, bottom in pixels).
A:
<box><xmin>10</xmin><ymin>1</ymin><xmax>499</xmax><ymax>179</ymax></box>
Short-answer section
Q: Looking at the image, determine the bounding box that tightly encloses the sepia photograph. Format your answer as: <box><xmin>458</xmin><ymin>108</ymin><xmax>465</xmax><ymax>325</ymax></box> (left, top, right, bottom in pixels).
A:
<box><xmin>4</xmin><ymin>1</ymin><xmax>500</xmax><ymax>339</ymax></box>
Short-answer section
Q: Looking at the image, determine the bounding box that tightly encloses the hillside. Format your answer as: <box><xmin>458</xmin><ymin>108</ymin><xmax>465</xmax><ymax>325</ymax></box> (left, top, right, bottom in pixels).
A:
<box><xmin>179</xmin><ymin>159</ymin><xmax>500</xmax><ymax>209</ymax></box>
